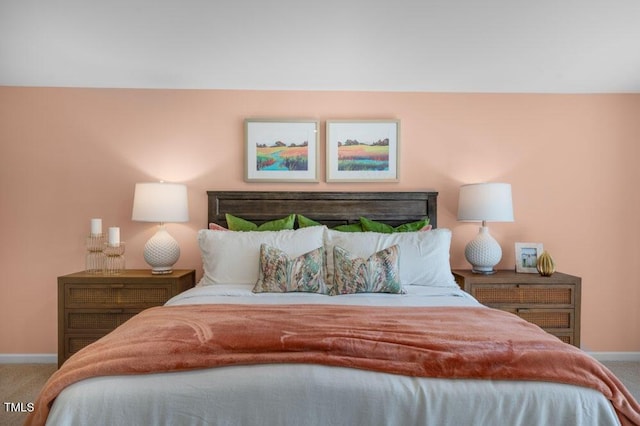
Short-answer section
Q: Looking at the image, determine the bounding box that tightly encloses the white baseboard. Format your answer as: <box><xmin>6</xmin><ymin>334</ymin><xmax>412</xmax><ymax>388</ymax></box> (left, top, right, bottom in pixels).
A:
<box><xmin>0</xmin><ymin>354</ymin><xmax>57</xmax><ymax>364</ymax></box>
<box><xmin>588</xmin><ymin>352</ymin><xmax>640</xmax><ymax>362</ymax></box>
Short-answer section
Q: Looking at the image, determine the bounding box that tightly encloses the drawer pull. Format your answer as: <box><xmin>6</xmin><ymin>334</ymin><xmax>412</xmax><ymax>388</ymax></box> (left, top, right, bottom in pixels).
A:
<box><xmin>109</xmin><ymin>284</ymin><xmax>125</xmax><ymax>288</ymax></box>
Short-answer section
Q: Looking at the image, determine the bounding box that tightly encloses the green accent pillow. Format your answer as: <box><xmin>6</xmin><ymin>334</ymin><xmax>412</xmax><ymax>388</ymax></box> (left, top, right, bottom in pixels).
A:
<box><xmin>253</xmin><ymin>244</ymin><xmax>327</xmax><ymax>294</ymax></box>
<box><xmin>296</xmin><ymin>214</ymin><xmax>363</xmax><ymax>232</ymax></box>
<box><xmin>225</xmin><ymin>213</ymin><xmax>295</xmax><ymax>231</ymax></box>
<box><xmin>332</xmin><ymin>223</ymin><xmax>363</xmax><ymax>232</ymax></box>
<box><xmin>359</xmin><ymin>216</ymin><xmax>430</xmax><ymax>233</ymax></box>
<box><xmin>296</xmin><ymin>214</ymin><xmax>322</xmax><ymax>228</ymax></box>
<box><xmin>331</xmin><ymin>245</ymin><xmax>402</xmax><ymax>295</ymax></box>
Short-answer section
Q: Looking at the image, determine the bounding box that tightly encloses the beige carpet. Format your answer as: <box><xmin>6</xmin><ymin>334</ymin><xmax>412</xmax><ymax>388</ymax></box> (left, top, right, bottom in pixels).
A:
<box><xmin>1</xmin><ymin>362</ymin><xmax>638</xmax><ymax>426</ymax></box>
<box><xmin>604</xmin><ymin>361</ymin><xmax>640</xmax><ymax>403</ymax></box>
<box><xmin>0</xmin><ymin>364</ymin><xmax>57</xmax><ymax>426</ymax></box>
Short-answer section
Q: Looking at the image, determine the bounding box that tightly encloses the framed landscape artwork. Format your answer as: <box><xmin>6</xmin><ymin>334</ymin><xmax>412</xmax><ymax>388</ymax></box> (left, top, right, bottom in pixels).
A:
<box><xmin>326</xmin><ymin>120</ymin><xmax>400</xmax><ymax>182</ymax></box>
<box><xmin>245</xmin><ymin>119</ymin><xmax>320</xmax><ymax>182</ymax></box>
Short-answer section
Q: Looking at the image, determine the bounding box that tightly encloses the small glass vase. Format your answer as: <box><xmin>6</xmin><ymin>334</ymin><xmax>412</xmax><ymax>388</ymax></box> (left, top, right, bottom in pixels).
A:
<box><xmin>103</xmin><ymin>242</ymin><xmax>125</xmax><ymax>275</ymax></box>
<box><xmin>85</xmin><ymin>234</ymin><xmax>106</xmax><ymax>274</ymax></box>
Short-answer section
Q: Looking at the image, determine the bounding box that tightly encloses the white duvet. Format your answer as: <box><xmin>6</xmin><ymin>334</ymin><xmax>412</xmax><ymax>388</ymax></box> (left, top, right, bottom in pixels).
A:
<box><xmin>47</xmin><ymin>284</ymin><xmax>621</xmax><ymax>426</ymax></box>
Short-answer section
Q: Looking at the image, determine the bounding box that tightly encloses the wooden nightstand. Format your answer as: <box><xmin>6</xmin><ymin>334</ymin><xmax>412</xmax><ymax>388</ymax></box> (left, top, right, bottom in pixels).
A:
<box><xmin>58</xmin><ymin>269</ymin><xmax>196</xmax><ymax>367</ymax></box>
<box><xmin>452</xmin><ymin>270</ymin><xmax>581</xmax><ymax>347</ymax></box>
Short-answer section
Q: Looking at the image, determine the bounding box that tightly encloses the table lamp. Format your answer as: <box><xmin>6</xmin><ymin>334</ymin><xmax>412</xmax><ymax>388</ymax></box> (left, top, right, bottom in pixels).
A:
<box><xmin>457</xmin><ymin>183</ymin><xmax>514</xmax><ymax>274</ymax></box>
<box><xmin>132</xmin><ymin>182</ymin><xmax>189</xmax><ymax>274</ymax></box>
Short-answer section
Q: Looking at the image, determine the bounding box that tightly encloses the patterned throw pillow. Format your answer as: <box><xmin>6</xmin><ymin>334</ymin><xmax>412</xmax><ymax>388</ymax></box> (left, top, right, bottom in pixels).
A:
<box><xmin>253</xmin><ymin>244</ymin><xmax>327</xmax><ymax>294</ymax></box>
<box><xmin>332</xmin><ymin>245</ymin><xmax>403</xmax><ymax>295</ymax></box>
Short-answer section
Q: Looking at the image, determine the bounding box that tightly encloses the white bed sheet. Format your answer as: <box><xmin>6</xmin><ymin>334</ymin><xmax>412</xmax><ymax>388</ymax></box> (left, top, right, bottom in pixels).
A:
<box><xmin>165</xmin><ymin>282</ymin><xmax>481</xmax><ymax>307</ymax></box>
<box><xmin>47</xmin><ymin>285</ymin><xmax>621</xmax><ymax>426</ymax></box>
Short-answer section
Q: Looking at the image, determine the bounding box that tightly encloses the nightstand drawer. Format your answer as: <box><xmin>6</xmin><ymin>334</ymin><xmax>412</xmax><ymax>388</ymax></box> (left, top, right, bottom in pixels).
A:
<box><xmin>471</xmin><ymin>284</ymin><xmax>575</xmax><ymax>307</ymax></box>
<box><xmin>66</xmin><ymin>309</ymin><xmax>139</xmax><ymax>331</ymax></box>
<box><xmin>504</xmin><ymin>308</ymin><xmax>574</xmax><ymax>330</ymax></box>
<box><xmin>65</xmin><ymin>284</ymin><xmax>172</xmax><ymax>308</ymax></box>
<box><xmin>65</xmin><ymin>334</ymin><xmax>105</xmax><ymax>359</ymax></box>
<box><xmin>553</xmin><ymin>333</ymin><xmax>574</xmax><ymax>345</ymax></box>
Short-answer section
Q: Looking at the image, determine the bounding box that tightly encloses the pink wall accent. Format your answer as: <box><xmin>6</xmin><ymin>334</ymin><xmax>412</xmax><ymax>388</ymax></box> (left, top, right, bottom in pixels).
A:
<box><xmin>1</xmin><ymin>87</ymin><xmax>638</xmax><ymax>354</ymax></box>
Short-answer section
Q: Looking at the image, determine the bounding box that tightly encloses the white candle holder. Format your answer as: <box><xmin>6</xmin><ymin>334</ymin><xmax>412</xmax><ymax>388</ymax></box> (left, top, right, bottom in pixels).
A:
<box><xmin>85</xmin><ymin>234</ymin><xmax>106</xmax><ymax>274</ymax></box>
<box><xmin>103</xmin><ymin>242</ymin><xmax>125</xmax><ymax>275</ymax></box>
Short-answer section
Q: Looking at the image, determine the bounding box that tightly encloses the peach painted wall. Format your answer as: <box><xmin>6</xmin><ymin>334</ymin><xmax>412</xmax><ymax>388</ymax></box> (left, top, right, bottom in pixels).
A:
<box><xmin>1</xmin><ymin>87</ymin><xmax>638</xmax><ymax>354</ymax></box>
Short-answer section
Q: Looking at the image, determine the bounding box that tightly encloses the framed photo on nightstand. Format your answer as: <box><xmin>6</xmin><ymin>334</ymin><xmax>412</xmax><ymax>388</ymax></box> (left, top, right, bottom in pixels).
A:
<box><xmin>515</xmin><ymin>242</ymin><xmax>543</xmax><ymax>273</ymax></box>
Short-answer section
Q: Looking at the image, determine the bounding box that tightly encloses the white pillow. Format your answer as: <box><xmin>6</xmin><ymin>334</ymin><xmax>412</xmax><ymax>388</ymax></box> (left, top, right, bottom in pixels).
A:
<box><xmin>323</xmin><ymin>228</ymin><xmax>457</xmax><ymax>288</ymax></box>
<box><xmin>198</xmin><ymin>226</ymin><xmax>326</xmax><ymax>286</ymax></box>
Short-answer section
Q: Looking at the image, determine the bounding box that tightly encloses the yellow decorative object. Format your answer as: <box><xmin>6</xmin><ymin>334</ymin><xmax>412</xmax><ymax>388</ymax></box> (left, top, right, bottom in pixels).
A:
<box><xmin>536</xmin><ymin>250</ymin><xmax>556</xmax><ymax>276</ymax></box>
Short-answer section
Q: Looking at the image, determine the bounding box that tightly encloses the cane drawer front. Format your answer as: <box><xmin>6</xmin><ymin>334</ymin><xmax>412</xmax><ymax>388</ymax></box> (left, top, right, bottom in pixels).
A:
<box><xmin>502</xmin><ymin>308</ymin><xmax>576</xmax><ymax>345</ymax></box>
<box><xmin>64</xmin><ymin>334</ymin><xmax>106</xmax><ymax>360</ymax></box>
<box><xmin>470</xmin><ymin>284</ymin><xmax>575</xmax><ymax>308</ymax></box>
<box><xmin>65</xmin><ymin>309</ymin><xmax>140</xmax><ymax>331</ymax></box>
<box><xmin>551</xmin><ymin>332</ymin><xmax>574</xmax><ymax>345</ymax></box>
<box><xmin>501</xmin><ymin>307</ymin><xmax>574</xmax><ymax>330</ymax></box>
<box><xmin>64</xmin><ymin>283</ymin><xmax>173</xmax><ymax>309</ymax></box>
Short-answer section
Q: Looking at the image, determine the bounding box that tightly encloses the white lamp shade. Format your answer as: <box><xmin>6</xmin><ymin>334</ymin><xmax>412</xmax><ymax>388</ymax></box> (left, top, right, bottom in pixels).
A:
<box><xmin>132</xmin><ymin>182</ymin><xmax>189</xmax><ymax>223</ymax></box>
<box><xmin>457</xmin><ymin>183</ymin><xmax>514</xmax><ymax>222</ymax></box>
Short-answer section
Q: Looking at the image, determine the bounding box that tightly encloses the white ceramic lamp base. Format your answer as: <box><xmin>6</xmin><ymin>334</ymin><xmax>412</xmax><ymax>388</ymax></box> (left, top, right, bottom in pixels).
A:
<box><xmin>143</xmin><ymin>225</ymin><xmax>180</xmax><ymax>274</ymax></box>
<box><xmin>464</xmin><ymin>226</ymin><xmax>502</xmax><ymax>274</ymax></box>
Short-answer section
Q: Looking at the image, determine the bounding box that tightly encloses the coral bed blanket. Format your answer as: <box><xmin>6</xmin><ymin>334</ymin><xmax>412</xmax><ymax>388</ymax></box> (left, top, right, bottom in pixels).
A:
<box><xmin>27</xmin><ymin>304</ymin><xmax>640</xmax><ymax>426</ymax></box>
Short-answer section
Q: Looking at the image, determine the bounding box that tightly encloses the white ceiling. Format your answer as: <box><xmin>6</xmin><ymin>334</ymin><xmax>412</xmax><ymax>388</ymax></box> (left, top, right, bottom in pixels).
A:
<box><xmin>1</xmin><ymin>0</ymin><xmax>639</xmax><ymax>93</ymax></box>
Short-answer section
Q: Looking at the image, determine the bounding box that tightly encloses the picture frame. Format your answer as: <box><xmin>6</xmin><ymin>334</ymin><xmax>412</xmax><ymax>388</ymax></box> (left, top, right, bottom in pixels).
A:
<box><xmin>515</xmin><ymin>242</ymin><xmax>544</xmax><ymax>273</ymax></box>
<box><xmin>245</xmin><ymin>119</ymin><xmax>320</xmax><ymax>182</ymax></box>
<box><xmin>326</xmin><ymin>120</ymin><xmax>400</xmax><ymax>182</ymax></box>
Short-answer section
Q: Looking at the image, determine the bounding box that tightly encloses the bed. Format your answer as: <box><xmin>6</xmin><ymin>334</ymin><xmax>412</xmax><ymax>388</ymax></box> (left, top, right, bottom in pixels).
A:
<box><xmin>28</xmin><ymin>191</ymin><xmax>640</xmax><ymax>426</ymax></box>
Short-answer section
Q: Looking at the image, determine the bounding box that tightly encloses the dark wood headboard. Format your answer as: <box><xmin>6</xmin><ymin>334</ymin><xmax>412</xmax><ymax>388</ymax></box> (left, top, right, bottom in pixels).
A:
<box><xmin>207</xmin><ymin>191</ymin><xmax>438</xmax><ymax>229</ymax></box>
